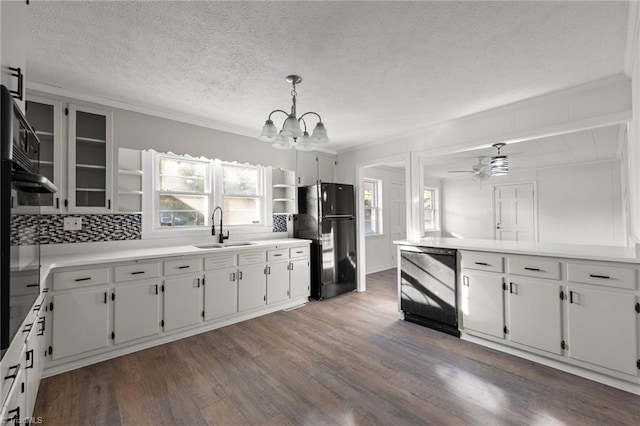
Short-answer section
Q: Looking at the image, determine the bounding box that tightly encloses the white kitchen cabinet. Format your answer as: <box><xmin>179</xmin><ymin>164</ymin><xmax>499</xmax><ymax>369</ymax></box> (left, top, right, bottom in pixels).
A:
<box><xmin>0</xmin><ymin>366</ymin><xmax>26</xmax><ymax>425</ymax></box>
<box><xmin>507</xmin><ymin>278</ymin><xmax>562</xmax><ymax>355</ymax></box>
<box><xmin>114</xmin><ymin>282</ymin><xmax>161</xmax><ymax>344</ymax></box>
<box><xmin>163</xmin><ymin>276</ymin><xmax>203</xmax><ymax>331</ymax></box>
<box><xmin>25</xmin><ymin>96</ymin><xmax>65</xmax><ymax>212</ymax></box>
<box><xmin>238</xmin><ymin>264</ymin><xmax>267</xmax><ymax>312</ymax></box>
<box><xmin>203</xmin><ymin>268</ymin><xmax>238</xmax><ymax>321</ymax></box>
<box><xmin>296</xmin><ymin>151</ymin><xmax>337</xmax><ymax>186</ymax></box>
<box><xmin>52</xmin><ymin>289</ymin><xmax>110</xmax><ymax>360</ymax></box>
<box><xmin>461</xmin><ymin>270</ymin><xmax>504</xmax><ymax>339</ymax></box>
<box><xmin>289</xmin><ymin>258</ymin><xmax>310</xmax><ymax>299</ymax></box>
<box><xmin>266</xmin><ymin>261</ymin><xmax>290</xmax><ymax>304</ymax></box>
<box><xmin>1</xmin><ymin>0</ymin><xmax>26</xmax><ymax>114</ymax></box>
<box><xmin>24</xmin><ymin>308</ymin><xmax>45</xmax><ymax>420</ymax></box>
<box><xmin>67</xmin><ymin>104</ymin><xmax>114</xmax><ymax>212</ymax></box>
<box><xmin>567</xmin><ymin>287</ymin><xmax>638</xmax><ymax>376</ymax></box>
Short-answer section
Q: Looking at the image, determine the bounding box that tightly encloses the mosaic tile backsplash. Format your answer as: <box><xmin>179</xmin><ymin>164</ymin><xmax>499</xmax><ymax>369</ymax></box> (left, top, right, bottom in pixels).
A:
<box><xmin>12</xmin><ymin>213</ymin><xmax>288</xmax><ymax>245</ymax></box>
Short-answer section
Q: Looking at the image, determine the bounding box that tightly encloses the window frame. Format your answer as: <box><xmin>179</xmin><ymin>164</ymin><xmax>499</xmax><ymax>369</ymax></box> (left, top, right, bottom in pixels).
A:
<box><xmin>364</xmin><ymin>178</ymin><xmax>383</xmax><ymax>236</ymax></box>
<box><xmin>423</xmin><ymin>186</ymin><xmax>440</xmax><ymax>233</ymax></box>
<box><xmin>219</xmin><ymin>161</ymin><xmax>266</xmax><ymax>227</ymax></box>
<box><xmin>154</xmin><ymin>152</ymin><xmax>212</xmax><ymax>229</ymax></box>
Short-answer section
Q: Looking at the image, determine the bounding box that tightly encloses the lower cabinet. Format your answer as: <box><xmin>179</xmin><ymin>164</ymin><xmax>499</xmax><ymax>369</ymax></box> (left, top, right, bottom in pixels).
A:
<box><xmin>289</xmin><ymin>259</ymin><xmax>310</xmax><ymax>299</ymax></box>
<box><xmin>508</xmin><ymin>278</ymin><xmax>562</xmax><ymax>355</ymax></box>
<box><xmin>25</xmin><ymin>308</ymin><xmax>46</xmax><ymax>418</ymax></box>
<box><xmin>567</xmin><ymin>287</ymin><xmax>638</xmax><ymax>376</ymax></box>
<box><xmin>114</xmin><ymin>282</ymin><xmax>161</xmax><ymax>344</ymax></box>
<box><xmin>204</xmin><ymin>267</ymin><xmax>238</xmax><ymax>321</ymax></box>
<box><xmin>238</xmin><ymin>264</ymin><xmax>267</xmax><ymax>312</ymax></box>
<box><xmin>52</xmin><ymin>289</ymin><xmax>110</xmax><ymax>360</ymax></box>
<box><xmin>0</xmin><ymin>366</ymin><xmax>25</xmax><ymax>424</ymax></box>
<box><xmin>461</xmin><ymin>270</ymin><xmax>504</xmax><ymax>338</ymax></box>
<box><xmin>163</xmin><ymin>276</ymin><xmax>202</xmax><ymax>331</ymax></box>
<box><xmin>266</xmin><ymin>261</ymin><xmax>290</xmax><ymax>304</ymax></box>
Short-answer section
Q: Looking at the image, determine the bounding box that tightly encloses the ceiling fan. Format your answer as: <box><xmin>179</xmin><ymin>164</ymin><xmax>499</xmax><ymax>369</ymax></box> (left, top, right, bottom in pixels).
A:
<box><xmin>448</xmin><ymin>157</ymin><xmax>491</xmax><ymax>181</ymax></box>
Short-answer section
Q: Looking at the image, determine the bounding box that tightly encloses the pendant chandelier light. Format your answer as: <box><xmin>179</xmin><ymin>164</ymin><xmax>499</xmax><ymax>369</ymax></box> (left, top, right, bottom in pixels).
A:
<box><xmin>258</xmin><ymin>75</ymin><xmax>329</xmax><ymax>151</ymax></box>
<box><xmin>490</xmin><ymin>143</ymin><xmax>508</xmax><ymax>176</ymax></box>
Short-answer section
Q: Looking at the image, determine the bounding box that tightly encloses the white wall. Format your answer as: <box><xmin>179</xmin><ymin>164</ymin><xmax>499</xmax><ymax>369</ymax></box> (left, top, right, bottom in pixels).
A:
<box><xmin>363</xmin><ymin>166</ymin><xmax>405</xmax><ymax>273</ymax></box>
<box><xmin>628</xmin><ymin>15</ymin><xmax>640</xmax><ymax>242</ymax></box>
<box><xmin>440</xmin><ymin>161</ymin><xmax>625</xmax><ymax>246</ymax></box>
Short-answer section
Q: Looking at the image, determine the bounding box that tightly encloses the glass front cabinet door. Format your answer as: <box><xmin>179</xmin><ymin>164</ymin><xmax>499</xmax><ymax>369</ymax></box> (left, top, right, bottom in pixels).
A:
<box><xmin>68</xmin><ymin>104</ymin><xmax>114</xmax><ymax>212</ymax></box>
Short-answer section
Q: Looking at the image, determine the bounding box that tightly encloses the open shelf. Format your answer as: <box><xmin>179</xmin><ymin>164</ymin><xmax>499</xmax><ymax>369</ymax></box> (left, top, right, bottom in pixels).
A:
<box><xmin>271</xmin><ymin>168</ymin><xmax>297</xmax><ymax>214</ymax></box>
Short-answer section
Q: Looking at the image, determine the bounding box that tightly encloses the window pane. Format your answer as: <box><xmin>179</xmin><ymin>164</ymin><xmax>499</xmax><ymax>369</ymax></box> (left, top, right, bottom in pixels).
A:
<box><xmin>223</xmin><ymin>165</ymin><xmax>259</xmax><ymax>196</ymax></box>
<box><xmin>159</xmin><ymin>158</ymin><xmax>207</xmax><ymax>193</ymax></box>
<box><xmin>364</xmin><ymin>181</ymin><xmax>374</xmax><ymax>207</ymax></box>
<box><xmin>224</xmin><ymin>197</ymin><xmax>260</xmax><ymax>225</ymax></box>
<box><xmin>159</xmin><ymin>194</ymin><xmax>207</xmax><ymax>226</ymax></box>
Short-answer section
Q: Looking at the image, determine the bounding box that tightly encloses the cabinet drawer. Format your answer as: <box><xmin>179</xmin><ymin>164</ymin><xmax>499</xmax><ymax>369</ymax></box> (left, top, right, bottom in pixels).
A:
<box><xmin>460</xmin><ymin>251</ymin><xmax>503</xmax><ymax>273</ymax></box>
<box><xmin>267</xmin><ymin>248</ymin><xmax>289</xmax><ymax>262</ymax></box>
<box><xmin>567</xmin><ymin>263</ymin><xmax>637</xmax><ymax>290</ymax></box>
<box><xmin>163</xmin><ymin>258</ymin><xmax>202</xmax><ymax>276</ymax></box>
<box><xmin>238</xmin><ymin>251</ymin><xmax>265</xmax><ymax>266</ymax></box>
<box><xmin>290</xmin><ymin>246</ymin><xmax>309</xmax><ymax>258</ymax></box>
<box><xmin>114</xmin><ymin>262</ymin><xmax>160</xmax><ymax>283</ymax></box>
<box><xmin>204</xmin><ymin>255</ymin><xmax>236</xmax><ymax>271</ymax></box>
<box><xmin>53</xmin><ymin>267</ymin><xmax>110</xmax><ymax>290</ymax></box>
<box><xmin>507</xmin><ymin>256</ymin><xmax>560</xmax><ymax>280</ymax></box>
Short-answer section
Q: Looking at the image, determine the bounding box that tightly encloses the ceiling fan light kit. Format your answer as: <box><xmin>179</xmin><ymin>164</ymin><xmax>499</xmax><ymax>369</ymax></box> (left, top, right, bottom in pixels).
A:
<box><xmin>490</xmin><ymin>143</ymin><xmax>509</xmax><ymax>176</ymax></box>
<box><xmin>258</xmin><ymin>74</ymin><xmax>329</xmax><ymax>151</ymax></box>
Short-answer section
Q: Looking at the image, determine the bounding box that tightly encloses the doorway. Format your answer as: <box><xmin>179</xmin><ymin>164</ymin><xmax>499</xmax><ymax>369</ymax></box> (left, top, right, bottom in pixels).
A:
<box><xmin>389</xmin><ymin>182</ymin><xmax>407</xmax><ymax>264</ymax></box>
<box><xmin>493</xmin><ymin>182</ymin><xmax>536</xmax><ymax>241</ymax></box>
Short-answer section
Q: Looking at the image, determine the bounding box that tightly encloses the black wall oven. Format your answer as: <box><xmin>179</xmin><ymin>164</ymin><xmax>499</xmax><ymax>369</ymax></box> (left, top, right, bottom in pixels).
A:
<box><xmin>1</xmin><ymin>85</ymin><xmax>57</xmax><ymax>359</ymax></box>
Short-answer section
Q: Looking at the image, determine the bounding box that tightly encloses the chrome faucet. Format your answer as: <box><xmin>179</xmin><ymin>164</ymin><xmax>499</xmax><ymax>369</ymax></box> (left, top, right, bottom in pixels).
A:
<box><xmin>211</xmin><ymin>206</ymin><xmax>229</xmax><ymax>243</ymax></box>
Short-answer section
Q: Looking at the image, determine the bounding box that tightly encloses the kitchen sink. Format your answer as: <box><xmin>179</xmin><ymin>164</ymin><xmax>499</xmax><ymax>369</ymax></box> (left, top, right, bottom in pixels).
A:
<box><xmin>194</xmin><ymin>242</ymin><xmax>255</xmax><ymax>249</ymax></box>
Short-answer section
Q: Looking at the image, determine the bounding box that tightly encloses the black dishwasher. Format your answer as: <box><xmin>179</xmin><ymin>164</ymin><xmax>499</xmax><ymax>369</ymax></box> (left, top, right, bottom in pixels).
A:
<box><xmin>400</xmin><ymin>247</ymin><xmax>459</xmax><ymax>337</ymax></box>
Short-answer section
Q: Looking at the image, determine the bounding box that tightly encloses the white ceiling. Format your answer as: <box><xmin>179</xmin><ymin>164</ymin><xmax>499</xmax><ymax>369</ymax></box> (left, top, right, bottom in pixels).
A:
<box><xmin>26</xmin><ymin>1</ymin><xmax>629</xmax><ymax>152</ymax></box>
<box><xmin>421</xmin><ymin>124</ymin><xmax>623</xmax><ymax>179</ymax></box>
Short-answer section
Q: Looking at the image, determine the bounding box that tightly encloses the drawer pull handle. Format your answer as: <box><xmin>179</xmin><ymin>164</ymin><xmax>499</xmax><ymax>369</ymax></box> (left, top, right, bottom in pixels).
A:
<box><xmin>104</xmin><ymin>292</ymin><xmax>108</xmax><ymax>304</ymax></box>
<box><xmin>23</xmin><ymin>323</ymin><xmax>33</xmax><ymax>333</ymax></box>
<box><xmin>569</xmin><ymin>291</ymin><xmax>575</xmax><ymax>304</ymax></box>
<box><xmin>509</xmin><ymin>282</ymin><xmax>514</xmax><ymax>294</ymax></box>
<box><xmin>26</xmin><ymin>284</ymin><xmax>39</xmax><ymax>288</ymax></box>
<box><xmin>178</xmin><ymin>265</ymin><xmax>190</xmax><ymax>269</ymax></box>
<box><xmin>75</xmin><ymin>277</ymin><xmax>91</xmax><ymax>282</ymax></box>
<box><xmin>230</xmin><ymin>272</ymin><xmax>236</xmax><ymax>282</ymax></box>
<box><xmin>197</xmin><ymin>278</ymin><xmax>201</xmax><ymax>288</ymax></box>
<box><xmin>37</xmin><ymin>317</ymin><xmax>46</xmax><ymax>335</ymax></box>
<box><xmin>474</xmin><ymin>262</ymin><xmax>489</xmax><ymax>266</ymax></box>
<box><xmin>239</xmin><ymin>271</ymin><xmax>243</xmax><ymax>280</ymax></box>
<box><xmin>273</xmin><ymin>254</ymin><xmax>283</xmax><ymax>257</ymax></box>
<box><xmin>131</xmin><ymin>271</ymin><xmax>145</xmax><ymax>275</ymax></box>
<box><xmin>25</xmin><ymin>350</ymin><xmax>34</xmax><ymax>369</ymax></box>
<box><xmin>589</xmin><ymin>274</ymin><xmax>610</xmax><ymax>279</ymax></box>
<box><xmin>296</xmin><ymin>251</ymin><xmax>304</xmax><ymax>254</ymax></box>
<box><xmin>4</xmin><ymin>364</ymin><xmax>19</xmax><ymax>380</ymax></box>
<box><xmin>524</xmin><ymin>267</ymin><xmax>540</xmax><ymax>271</ymax></box>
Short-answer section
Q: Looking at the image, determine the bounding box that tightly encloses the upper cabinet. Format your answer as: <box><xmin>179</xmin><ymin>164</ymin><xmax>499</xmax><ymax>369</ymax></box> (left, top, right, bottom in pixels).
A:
<box><xmin>68</xmin><ymin>104</ymin><xmax>114</xmax><ymax>212</ymax></box>
<box><xmin>296</xmin><ymin>151</ymin><xmax>337</xmax><ymax>186</ymax></box>
<box><xmin>25</xmin><ymin>93</ymin><xmax>116</xmax><ymax>213</ymax></box>
<box><xmin>25</xmin><ymin>96</ymin><xmax>64</xmax><ymax>212</ymax></box>
<box><xmin>1</xmin><ymin>0</ymin><xmax>27</xmax><ymax>114</ymax></box>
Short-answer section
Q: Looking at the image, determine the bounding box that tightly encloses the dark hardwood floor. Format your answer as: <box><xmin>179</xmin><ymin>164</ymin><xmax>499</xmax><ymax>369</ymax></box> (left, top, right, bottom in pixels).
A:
<box><xmin>34</xmin><ymin>268</ymin><xmax>640</xmax><ymax>425</ymax></box>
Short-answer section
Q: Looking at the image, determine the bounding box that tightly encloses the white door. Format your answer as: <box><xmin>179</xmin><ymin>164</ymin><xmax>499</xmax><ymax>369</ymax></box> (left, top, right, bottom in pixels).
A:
<box><xmin>461</xmin><ymin>270</ymin><xmax>504</xmax><ymax>338</ymax></box>
<box><xmin>238</xmin><ymin>264</ymin><xmax>267</xmax><ymax>312</ymax></box>
<box><xmin>163</xmin><ymin>276</ymin><xmax>202</xmax><ymax>331</ymax></box>
<box><xmin>203</xmin><ymin>268</ymin><xmax>238</xmax><ymax>321</ymax></box>
<box><xmin>567</xmin><ymin>288</ymin><xmax>637</xmax><ymax>375</ymax></box>
<box><xmin>266</xmin><ymin>262</ymin><xmax>290</xmax><ymax>304</ymax></box>
<box><xmin>508</xmin><ymin>278</ymin><xmax>562</xmax><ymax>355</ymax></box>
<box><xmin>494</xmin><ymin>183</ymin><xmax>535</xmax><ymax>241</ymax></box>
<box><xmin>52</xmin><ymin>289</ymin><xmax>110</xmax><ymax>360</ymax></box>
<box><xmin>114</xmin><ymin>282</ymin><xmax>161</xmax><ymax>344</ymax></box>
<box><xmin>289</xmin><ymin>259</ymin><xmax>310</xmax><ymax>299</ymax></box>
<box><xmin>390</xmin><ymin>182</ymin><xmax>407</xmax><ymax>263</ymax></box>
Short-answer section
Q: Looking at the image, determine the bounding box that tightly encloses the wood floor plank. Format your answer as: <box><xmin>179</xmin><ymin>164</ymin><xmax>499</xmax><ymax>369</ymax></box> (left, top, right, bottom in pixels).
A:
<box><xmin>33</xmin><ymin>268</ymin><xmax>640</xmax><ymax>425</ymax></box>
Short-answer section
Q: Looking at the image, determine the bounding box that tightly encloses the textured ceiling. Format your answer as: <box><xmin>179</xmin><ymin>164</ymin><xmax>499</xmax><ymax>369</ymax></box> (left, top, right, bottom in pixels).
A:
<box><xmin>421</xmin><ymin>124</ymin><xmax>623</xmax><ymax>179</ymax></box>
<box><xmin>26</xmin><ymin>1</ymin><xmax>628</xmax><ymax>152</ymax></box>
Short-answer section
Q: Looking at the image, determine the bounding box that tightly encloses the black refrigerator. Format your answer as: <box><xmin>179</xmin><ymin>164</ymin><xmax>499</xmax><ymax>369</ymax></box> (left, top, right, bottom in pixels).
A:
<box><xmin>294</xmin><ymin>183</ymin><xmax>357</xmax><ymax>300</ymax></box>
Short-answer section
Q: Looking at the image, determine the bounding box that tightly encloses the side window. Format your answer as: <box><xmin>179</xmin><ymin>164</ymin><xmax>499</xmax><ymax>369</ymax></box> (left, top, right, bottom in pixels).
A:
<box><xmin>364</xmin><ymin>178</ymin><xmax>382</xmax><ymax>235</ymax></box>
<box><xmin>222</xmin><ymin>164</ymin><xmax>263</xmax><ymax>225</ymax></box>
<box><xmin>424</xmin><ymin>187</ymin><xmax>439</xmax><ymax>232</ymax></box>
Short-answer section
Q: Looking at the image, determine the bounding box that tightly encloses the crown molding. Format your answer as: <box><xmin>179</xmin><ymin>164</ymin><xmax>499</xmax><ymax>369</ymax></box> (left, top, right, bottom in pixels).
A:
<box><xmin>26</xmin><ymin>81</ymin><xmax>258</xmax><ymax>138</ymax></box>
<box><xmin>624</xmin><ymin>0</ymin><xmax>640</xmax><ymax>76</ymax></box>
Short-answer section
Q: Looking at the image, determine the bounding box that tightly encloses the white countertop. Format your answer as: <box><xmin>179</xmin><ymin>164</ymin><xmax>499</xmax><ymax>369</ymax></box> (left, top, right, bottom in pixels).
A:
<box><xmin>394</xmin><ymin>237</ymin><xmax>639</xmax><ymax>263</ymax></box>
<box><xmin>41</xmin><ymin>238</ymin><xmax>311</xmax><ymax>279</ymax></box>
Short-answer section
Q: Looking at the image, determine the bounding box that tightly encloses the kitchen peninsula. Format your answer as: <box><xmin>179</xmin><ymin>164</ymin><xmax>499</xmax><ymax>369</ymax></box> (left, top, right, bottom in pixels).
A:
<box><xmin>395</xmin><ymin>237</ymin><xmax>640</xmax><ymax>395</ymax></box>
